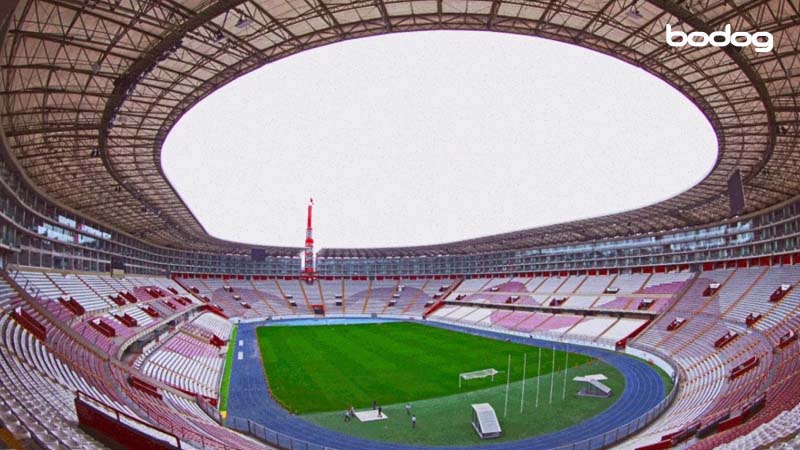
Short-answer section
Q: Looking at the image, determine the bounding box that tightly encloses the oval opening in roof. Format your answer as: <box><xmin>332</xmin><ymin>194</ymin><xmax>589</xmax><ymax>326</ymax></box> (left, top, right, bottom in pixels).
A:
<box><xmin>162</xmin><ymin>30</ymin><xmax>717</xmax><ymax>249</ymax></box>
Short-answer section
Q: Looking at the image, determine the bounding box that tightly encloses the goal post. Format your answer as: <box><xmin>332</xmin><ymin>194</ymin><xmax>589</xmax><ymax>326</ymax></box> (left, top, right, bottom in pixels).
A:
<box><xmin>459</xmin><ymin>368</ymin><xmax>501</xmax><ymax>388</ymax></box>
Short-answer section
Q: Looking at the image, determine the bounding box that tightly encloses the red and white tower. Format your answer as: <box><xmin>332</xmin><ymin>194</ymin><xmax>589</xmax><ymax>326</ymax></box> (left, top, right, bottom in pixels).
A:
<box><xmin>302</xmin><ymin>197</ymin><xmax>316</xmax><ymax>281</ymax></box>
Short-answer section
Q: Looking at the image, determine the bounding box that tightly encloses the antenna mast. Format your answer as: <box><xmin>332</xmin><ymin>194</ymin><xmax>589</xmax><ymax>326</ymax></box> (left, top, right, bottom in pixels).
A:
<box><xmin>302</xmin><ymin>198</ymin><xmax>316</xmax><ymax>282</ymax></box>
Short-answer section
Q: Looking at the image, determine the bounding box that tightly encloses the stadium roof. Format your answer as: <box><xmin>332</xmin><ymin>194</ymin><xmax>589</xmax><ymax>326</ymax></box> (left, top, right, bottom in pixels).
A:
<box><xmin>1</xmin><ymin>0</ymin><xmax>798</xmax><ymax>257</ymax></box>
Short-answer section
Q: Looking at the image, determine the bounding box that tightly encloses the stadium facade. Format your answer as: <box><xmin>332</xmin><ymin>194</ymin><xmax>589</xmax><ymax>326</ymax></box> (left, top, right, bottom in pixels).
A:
<box><xmin>0</xmin><ymin>1</ymin><xmax>799</xmax><ymax>450</ymax></box>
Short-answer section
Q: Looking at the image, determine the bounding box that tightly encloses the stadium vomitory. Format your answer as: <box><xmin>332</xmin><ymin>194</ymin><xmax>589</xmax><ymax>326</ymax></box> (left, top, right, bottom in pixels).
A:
<box><xmin>0</xmin><ymin>1</ymin><xmax>799</xmax><ymax>450</ymax></box>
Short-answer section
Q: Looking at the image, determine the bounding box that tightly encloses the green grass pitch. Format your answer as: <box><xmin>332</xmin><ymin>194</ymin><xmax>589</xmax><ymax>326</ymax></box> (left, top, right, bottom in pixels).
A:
<box><xmin>219</xmin><ymin>323</ymin><xmax>238</xmax><ymax>413</ymax></box>
<box><xmin>255</xmin><ymin>321</ymin><xmax>632</xmax><ymax>444</ymax></box>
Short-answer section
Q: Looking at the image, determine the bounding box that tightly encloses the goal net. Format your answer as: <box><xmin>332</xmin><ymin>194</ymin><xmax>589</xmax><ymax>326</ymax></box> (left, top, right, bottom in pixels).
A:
<box><xmin>459</xmin><ymin>368</ymin><xmax>500</xmax><ymax>388</ymax></box>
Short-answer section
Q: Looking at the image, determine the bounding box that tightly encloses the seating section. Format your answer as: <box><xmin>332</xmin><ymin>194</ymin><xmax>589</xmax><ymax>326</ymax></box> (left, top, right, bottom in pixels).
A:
<box><xmin>719</xmin><ymin>265</ymin><xmax>800</xmax><ymax>327</ymax></box>
<box><xmin>643</xmin><ymin>272</ymin><xmax>695</xmax><ymax>293</ymax></box>
<box><xmin>575</xmin><ymin>275</ymin><xmax>615</xmax><ymax>294</ymax></box>
<box><xmin>626</xmin><ymin>265</ymin><xmax>800</xmax><ymax>449</ymax></box>
<box><xmin>276</xmin><ymin>279</ymin><xmax>313</xmax><ymax>313</ymax></box>
<box><xmin>609</xmin><ymin>273</ymin><xmax>650</xmax><ymax>293</ymax></box>
<box><xmin>429</xmin><ymin>305</ymin><xmax>647</xmax><ymax>344</ymax></box>
<box><xmin>687</xmin><ymin>316</ymin><xmax>800</xmax><ymax>450</ymax></box>
<box><xmin>416</xmin><ymin>282</ymin><xmax>446</xmax><ymax>310</ymax></box>
<box><xmin>204</xmin><ymin>278</ymin><xmax>290</xmax><ymax>318</ymax></box>
<box><xmin>192</xmin><ymin>312</ymin><xmax>233</xmax><ymax>340</ymax></box>
<box><xmin>302</xmin><ymin>279</ymin><xmax>325</xmax><ymax>309</ymax></box>
<box><xmin>556</xmin><ymin>275</ymin><xmax>586</xmax><ymax>293</ymax></box>
<box><xmin>141</xmin><ymin>330</ymin><xmax>225</xmax><ymax>398</ymax></box>
<box><xmin>456</xmin><ymin>278</ymin><xmax>489</xmax><ymax>292</ymax></box>
<box><xmin>363</xmin><ymin>279</ymin><xmax>397</xmax><ymax>314</ymax></box>
<box><xmin>12</xmin><ymin>271</ymin><xmax>198</xmax><ymax>356</ymax></box>
<box><xmin>714</xmin><ymin>267</ymin><xmax>768</xmax><ymax>315</ymax></box>
<box><xmin>511</xmin><ymin>312</ymin><xmax>552</xmax><ymax>332</ymax></box>
<box><xmin>3</xmin><ymin>266</ymin><xmax>800</xmax><ymax>450</ymax></box>
<box><xmin>565</xmin><ymin>316</ymin><xmax>617</xmax><ymax>338</ymax></box>
<box><xmin>176</xmin><ymin>276</ymin><xmax>442</xmax><ymax>320</ymax></box>
<box><xmin>386</xmin><ymin>280</ymin><xmax>430</xmax><ymax>315</ymax></box>
<box><xmin>534</xmin><ymin>276</ymin><xmax>567</xmax><ymax>293</ymax></box>
<box><xmin>319</xmin><ymin>279</ymin><xmax>344</xmax><ymax>315</ymax></box>
<box><xmin>602</xmin><ymin>318</ymin><xmax>647</xmax><ymax>342</ymax></box>
<box><xmin>536</xmin><ymin>314</ymin><xmax>583</xmax><ymax>333</ymax></box>
<box><xmin>0</xmin><ymin>314</ymin><xmax>112</xmax><ymax>449</ymax></box>
<box><xmin>1</xmin><ymin>269</ymin><xmax>271</xmax><ymax>450</ymax></box>
<box><xmin>562</xmin><ymin>295</ymin><xmax>597</xmax><ymax>308</ymax></box>
<box><xmin>715</xmin><ymin>401</ymin><xmax>800</xmax><ymax>450</ymax></box>
<box><xmin>250</xmin><ymin>280</ymin><xmax>298</xmax><ymax>316</ymax></box>
<box><xmin>450</xmin><ymin>273</ymin><xmax>693</xmax><ymax>313</ymax></box>
<box><xmin>40</xmin><ymin>272</ymin><xmax>116</xmax><ymax>312</ymax></box>
<box><xmin>0</xmin><ymin>277</ymin><xmax>139</xmax><ymax>448</ymax></box>
<box><xmin>343</xmin><ymin>280</ymin><xmax>370</xmax><ymax>314</ymax></box>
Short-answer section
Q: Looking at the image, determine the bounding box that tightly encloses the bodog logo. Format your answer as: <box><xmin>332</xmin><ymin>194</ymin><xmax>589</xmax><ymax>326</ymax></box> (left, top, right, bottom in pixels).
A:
<box><xmin>666</xmin><ymin>24</ymin><xmax>773</xmax><ymax>53</ymax></box>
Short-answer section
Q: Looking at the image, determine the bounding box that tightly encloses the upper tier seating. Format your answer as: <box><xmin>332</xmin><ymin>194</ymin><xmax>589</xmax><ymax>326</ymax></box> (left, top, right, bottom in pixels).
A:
<box><xmin>534</xmin><ymin>276</ymin><xmax>567</xmax><ymax>293</ymax></box>
<box><xmin>429</xmin><ymin>304</ymin><xmax>648</xmax><ymax>345</ymax></box>
<box><xmin>450</xmin><ymin>272</ymin><xmax>693</xmax><ymax>313</ymax></box>
<box><xmin>608</xmin><ymin>273</ymin><xmax>650</xmax><ymax>293</ymax></box>
<box><xmin>556</xmin><ymin>275</ymin><xmax>586</xmax><ymax>293</ymax></box>
<box><xmin>575</xmin><ymin>275</ymin><xmax>615</xmax><ymax>294</ymax></box>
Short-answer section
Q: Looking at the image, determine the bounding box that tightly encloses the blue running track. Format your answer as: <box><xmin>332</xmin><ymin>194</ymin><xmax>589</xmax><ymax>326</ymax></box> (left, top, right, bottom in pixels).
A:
<box><xmin>226</xmin><ymin>319</ymin><xmax>665</xmax><ymax>450</ymax></box>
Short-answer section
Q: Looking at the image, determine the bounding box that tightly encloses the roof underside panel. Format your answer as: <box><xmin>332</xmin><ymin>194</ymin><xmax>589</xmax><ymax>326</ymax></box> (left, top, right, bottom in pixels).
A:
<box><xmin>0</xmin><ymin>0</ymin><xmax>798</xmax><ymax>257</ymax></box>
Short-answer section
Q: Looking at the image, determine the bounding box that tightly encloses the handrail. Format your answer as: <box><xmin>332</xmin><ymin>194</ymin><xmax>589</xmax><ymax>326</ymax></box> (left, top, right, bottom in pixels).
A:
<box><xmin>3</xmin><ymin>268</ymin><xmax>112</xmax><ymax>361</ymax></box>
<box><xmin>227</xmin><ymin>415</ymin><xmax>341</xmax><ymax>450</ymax></box>
<box><xmin>76</xmin><ymin>390</ymin><xmax>184</xmax><ymax>449</ymax></box>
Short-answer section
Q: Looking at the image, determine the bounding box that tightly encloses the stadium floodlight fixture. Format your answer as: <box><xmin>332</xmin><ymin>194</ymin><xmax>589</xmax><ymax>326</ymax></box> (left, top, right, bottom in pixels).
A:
<box><xmin>235</xmin><ymin>14</ymin><xmax>252</xmax><ymax>29</ymax></box>
<box><xmin>627</xmin><ymin>8</ymin><xmax>643</xmax><ymax>20</ymax></box>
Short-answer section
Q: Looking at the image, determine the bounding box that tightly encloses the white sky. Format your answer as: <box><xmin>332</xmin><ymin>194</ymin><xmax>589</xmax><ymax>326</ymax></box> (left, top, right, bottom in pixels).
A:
<box><xmin>162</xmin><ymin>30</ymin><xmax>717</xmax><ymax>249</ymax></box>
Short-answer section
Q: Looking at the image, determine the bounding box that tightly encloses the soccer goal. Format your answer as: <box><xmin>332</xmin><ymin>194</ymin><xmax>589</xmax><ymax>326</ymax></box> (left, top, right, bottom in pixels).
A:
<box><xmin>459</xmin><ymin>368</ymin><xmax>500</xmax><ymax>388</ymax></box>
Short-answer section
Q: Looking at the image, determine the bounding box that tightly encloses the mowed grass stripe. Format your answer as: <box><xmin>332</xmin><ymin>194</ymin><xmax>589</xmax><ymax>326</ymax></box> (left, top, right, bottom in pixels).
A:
<box><xmin>263</xmin><ymin>325</ymin><xmax>421</xmax><ymax>408</ymax></box>
<box><xmin>304</xmin><ymin>360</ymin><xmax>625</xmax><ymax>446</ymax></box>
<box><xmin>257</xmin><ymin>322</ymin><xmax>592</xmax><ymax>414</ymax></box>
<box><xmin>218</xmin><ymin>324</ymin><xmax>238</xmax><ymax>412</ymax></box>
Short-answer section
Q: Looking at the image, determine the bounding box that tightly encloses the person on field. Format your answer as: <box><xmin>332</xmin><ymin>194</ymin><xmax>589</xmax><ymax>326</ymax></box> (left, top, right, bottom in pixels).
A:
<box><xmin>412</xmin><ymin>415</ymin><xmax>417</xmax><ymax>428</ymax></box>
<box><xmin>405</xmin><ymin>403</ymin><xmax>411</xmax><ymax>415</ymax></box>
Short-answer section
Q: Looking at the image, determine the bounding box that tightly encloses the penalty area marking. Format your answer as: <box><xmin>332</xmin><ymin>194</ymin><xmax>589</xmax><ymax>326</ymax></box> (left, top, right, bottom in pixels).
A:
<box><xmin>354</xmin><ymin>410</ymin><xmax>389</xmax><ymax>422</ymax></box>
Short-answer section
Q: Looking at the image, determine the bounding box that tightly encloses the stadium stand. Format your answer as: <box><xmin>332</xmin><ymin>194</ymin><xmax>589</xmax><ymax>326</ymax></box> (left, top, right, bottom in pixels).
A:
<box><xmin>419</xmin><ymin>267</ymin><xmax>800</xmax><ymax>449</ymax></box>
<box><xmin>622</xmin><ymin>266</ymin><xmax>800</xmax><ymax>449</ymax></box>
<box><xmin>1</xmin><ymin>265</ymin><xmax>800</xmax><ymax>449</ymax></box>
<box><xmin>1</xmin><ymin>0</ymin><xmax>799</xmax><ymax>448</ymax></box>
<box><xmin>1</xmin><ymin>268</ymin><xmax>277</xmax><ymax>450</ymax></box>
<box><xmin>140</xmin><ymin>314</ymin><xmax>231</xmax><ymax>398</ymax></box>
